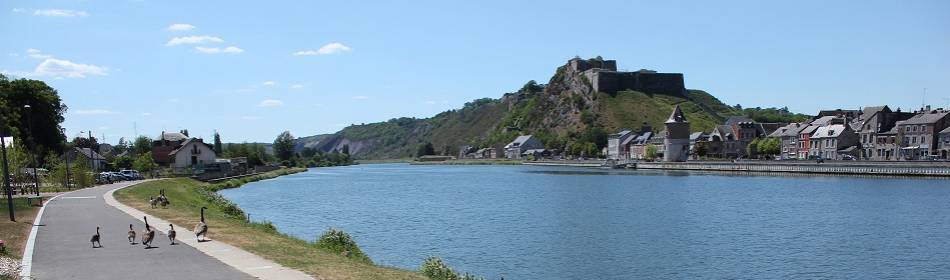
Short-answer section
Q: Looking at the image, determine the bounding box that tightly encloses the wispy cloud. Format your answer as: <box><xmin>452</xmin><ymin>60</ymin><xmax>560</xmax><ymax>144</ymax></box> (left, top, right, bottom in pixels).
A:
<box><xmin>142</xmin><ymin>112</ymin><xmax>152</xmax><ymax>116</ymax></box>
<box><xmin>262</xmin><ymin>81</ymin><xmax>276</xmax><ymax>86</ymax></box>
<box><xmin>167</xmin><ymin>23</ymin><xmax>195</xmax><ymax>31</ymax></box>
<box><xmin>26</xmin><ymin>49</ymin><xmax>51</xmax><ymax>59</ymax></box>
<box><xmin>258</xmin><ymin>99</ymin><xmax>283</xmax><ymax>107</ymax></box>
<box><xmin>166</xmin><ymin>35</ymin><xmax>224</xmax><ymax>46</ymax></box>
<box><xmin>32</xmin><ymin>9</ymin><xmax>89</xmax><ymax>17</ymax></box>
<box><xmin>34</xmin><ymin>58</ymin><xmax>108</xmax><ymax>78</ymax></box>
<box><xmin>74</xmin><ymin>109</ymin><xmax>116</xmax><ymax>115</ymax></box>
<box><xmin>293</xmin><ymin>42</ymin><xmax>352</xmax><ymax>56</ymax></box>
<box><xmin>352</xmin><ymin>95</ymin><xmax>369</xmax><ymax>100</ymax></box>
<box><xmin>195</xmin><ymin>46</ymin><xmax>243</xmax><ymax>54</ymax></box>
<box><xmin>241</xmin><ymin>116</ymin><xmax>261</xmax><ymax>121</ymax></box>
<box><xmin>290</xmin><ymin>84</ymin><xmax>304</xmax><ymax>89</ymax></box>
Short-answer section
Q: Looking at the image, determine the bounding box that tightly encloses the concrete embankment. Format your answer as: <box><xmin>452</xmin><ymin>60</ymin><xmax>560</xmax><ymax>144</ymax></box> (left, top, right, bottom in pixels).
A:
<box><xmin>522</xmin><ymin>160</ymin><xmax>605</xmax><ymax>167</ymax></box>
<box><xmin>636</xmin><ymin>161</ymin><xmax>950</xmax><ymax>177</ymax></box>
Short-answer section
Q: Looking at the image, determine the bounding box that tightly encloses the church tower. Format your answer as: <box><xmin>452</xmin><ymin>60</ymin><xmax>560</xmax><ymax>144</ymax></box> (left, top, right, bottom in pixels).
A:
<box><xmin>663</xmin><ymin>105</ymin><xmax>690</xmax><ymax>162</ymax></box>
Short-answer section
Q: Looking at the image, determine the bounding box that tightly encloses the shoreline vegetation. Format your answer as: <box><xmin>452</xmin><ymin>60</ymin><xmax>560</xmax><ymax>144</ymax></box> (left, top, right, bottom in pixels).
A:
<box><xmin>113</xmin><ymin>167</ymin><xmax>483</xmax><ymax>280</ymax></box>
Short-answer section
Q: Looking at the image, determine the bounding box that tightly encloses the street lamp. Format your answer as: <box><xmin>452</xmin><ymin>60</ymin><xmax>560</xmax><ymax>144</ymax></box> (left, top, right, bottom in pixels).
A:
<box><xmin>61</xmin><ymin>128</ymin><xmax>70</xmax><ymax>190</ymax></box>
<box><xmin>23</xmin><ymin>105</ymin><xmax>39</xmax><ymax>196</ymax></box>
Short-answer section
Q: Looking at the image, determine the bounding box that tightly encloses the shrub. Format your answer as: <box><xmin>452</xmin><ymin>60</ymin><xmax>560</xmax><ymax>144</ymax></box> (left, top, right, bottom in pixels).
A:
<box><xmin>315</xmin><ymin>228</ymin><xmax>371</xmax><ymax>263</ymax></box>
<box><xmin>420</xmin><ymin>256</ymin><xmax>483</xmax><ymax>280</ymax></box>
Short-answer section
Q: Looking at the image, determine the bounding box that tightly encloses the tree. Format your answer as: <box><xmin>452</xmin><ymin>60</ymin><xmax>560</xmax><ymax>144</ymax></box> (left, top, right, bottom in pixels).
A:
<box><xmin>301</xmin><ymin>147</ymin><xmax>317</xmax><ymax>158</ymax></box>
<box><xmin>132</xmin><ymin>136</ymin><xmax>152</xmax><ymax>155</ymax></box>
<box><xmin>273</xmin><ymin>131</ymin><xmax>295</xmax><ymax>161</ymax></box>
<box><xmin>213</xmin><ymin>131</ymin><xmax>223</xmax><ymax>154</ymax></box>
<box><xmin>112</xmin><ymin>155</ymin><xmax>134</xmax><ymax>170</ymax></box>
<box><xmin>416</xmin><ymin>142</ymin><xmax>435</xmax><ymax>158</ymax></box>
<box><xmin>180</xmin><ymin>129</ymin><xmax>189</xmax><ymax>137</ymax></box>
<box><xmin>114</xmin><ymin>137</ymin><xmax>129</xmax><ymax>154</ymax></box>
<box><xmin>0</xmin><ymin>74</ymin><xmax>68</xmax><ymax>157</ymax></box>
<box><xmin>694</xmin><ymin>141</ymin><xmax>708</xmax><ymax>158</ymax></box>
<box><xmin>341</xmin><ymin>144</ymin><xmax>350</xmax><ymax>155</ymax></box>
<box><xmin>72</xmin><ymin>136</ymin><xmax>99</xmax><ymax>150</ymax></box>
<box><xmin>132</xmin><ymin>153</ymin><xmax>158</xmax><ymax>173</ymax></box>
<box><xmin>645</xmin><ymin>144</ymin><xmax>658</xmax><ymax>161</ymax></box>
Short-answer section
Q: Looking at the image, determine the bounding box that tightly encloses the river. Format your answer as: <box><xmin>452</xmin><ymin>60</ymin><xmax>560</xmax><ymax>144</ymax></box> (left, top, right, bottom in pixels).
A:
<box><xmin>220</xmin><ymin>163</ymin><xmax>950</xmax><ymax>279</ymax></box>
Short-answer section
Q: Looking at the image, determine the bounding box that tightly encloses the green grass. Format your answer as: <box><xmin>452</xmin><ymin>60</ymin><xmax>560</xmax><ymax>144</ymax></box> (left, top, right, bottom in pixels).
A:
<box><xmin>0</xmin><ymin>196</ymin><xmax>46</xmax><ymax>259</ymax></box>
<box><xmin>114</xmin><ymin>169</ymin><xmax>426</xmax><ymax>280</ymax></box>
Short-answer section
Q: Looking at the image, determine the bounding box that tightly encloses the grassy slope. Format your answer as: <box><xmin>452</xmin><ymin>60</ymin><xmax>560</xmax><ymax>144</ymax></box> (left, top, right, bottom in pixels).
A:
<box><xmin>114</xmin><ymin>177</ymin><xmax>425</xmax><ymax>280</ymax></box>
<box><xmin>598</xmin><ymin>90</ymin><xmax>737</xmax><ymax>132</ymax></box>
<box><xmin>0</xmin><ymin>197</ymin><xmax>44</xmax><ymax>259</ymax></box>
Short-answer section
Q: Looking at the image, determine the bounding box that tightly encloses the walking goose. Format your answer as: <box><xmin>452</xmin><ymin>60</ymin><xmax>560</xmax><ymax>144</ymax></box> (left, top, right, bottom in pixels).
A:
<box><xmin>194</xmin><ymin>207</ymin><xmax>208</xmax><ymax>242</ymax></box>
<box><xmin>127</xmin><ymin>224</ymin><xmax>136</xmax><ymax>244</ymax></box>
<box><xmin>142</xmin><ymin>216</ymin><xmax>155</xmax><ymax>248</ymax></box>
<box><xmin>90</xmin><ymin>226</ymin><xmax>101</xmax><ymax>248</ymax></box>
<box><xmin>168</xmin><ymin>224</ymin><xmax>177</xmax><ymax>245</ymax></box>
<box><xmin>159</xmin><ymin>190</ymin><xmax>170</xmax><ymax>209</ymax></box>
<box><xmin>149</xmin><ymin>196</ymin><xmax>158</xmax><ymax>208</ymax></box>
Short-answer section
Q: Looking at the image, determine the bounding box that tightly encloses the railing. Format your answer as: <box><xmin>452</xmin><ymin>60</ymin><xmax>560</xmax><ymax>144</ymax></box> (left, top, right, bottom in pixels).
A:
<box><xmin>636</xmin><ymin>161</ymin><xmax>950</xmax><ymax>176</ymax></box>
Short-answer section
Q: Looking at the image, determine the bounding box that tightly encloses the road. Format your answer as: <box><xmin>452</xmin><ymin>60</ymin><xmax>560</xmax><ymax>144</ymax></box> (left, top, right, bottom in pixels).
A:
<box><xmin>28</xmin><ymin>180</ymin><xmax>253</xmax><ymax>280</ymax></box>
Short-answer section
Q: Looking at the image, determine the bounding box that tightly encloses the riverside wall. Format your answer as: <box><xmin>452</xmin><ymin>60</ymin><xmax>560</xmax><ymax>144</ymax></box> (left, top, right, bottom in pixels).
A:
<box><xmin>635</xmin><ymin>161</ymin><xmax>950</xmax><ymax>177</ymax></box>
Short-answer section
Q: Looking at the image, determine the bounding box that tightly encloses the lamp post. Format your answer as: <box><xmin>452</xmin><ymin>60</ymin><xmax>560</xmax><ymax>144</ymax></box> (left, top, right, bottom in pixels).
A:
<box><xmin>23</xmin><ymin>105</ymin><xmax>39</xmax><ymax>196</ymax></box>
<box><xmin>1</xmin><ymin>117</ymin><xmax>14</xmax><ymax>221</ymax></box>
<box><xmin>61</xmin><ymin>128</ymin><xmax>70</xmax><ymax>190</ymax></box>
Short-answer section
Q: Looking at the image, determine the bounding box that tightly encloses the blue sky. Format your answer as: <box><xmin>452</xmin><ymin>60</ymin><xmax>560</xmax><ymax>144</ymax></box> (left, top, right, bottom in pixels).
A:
<box><xmin>2</xmin><ymin>0</ymin><xmax>948</xmax><ymax>144</ymax></box>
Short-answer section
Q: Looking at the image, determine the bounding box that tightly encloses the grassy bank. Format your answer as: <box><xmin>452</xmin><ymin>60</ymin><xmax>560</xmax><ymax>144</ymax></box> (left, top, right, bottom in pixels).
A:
<box><xmin>0</xmin><ymin>196</ymin><xmax>45</xmax><ymax>259</ymax></box>
<box><xmin>114</xmin><ymin>168</ymin><xmax>426</xmax><ymax>280</ymax></box>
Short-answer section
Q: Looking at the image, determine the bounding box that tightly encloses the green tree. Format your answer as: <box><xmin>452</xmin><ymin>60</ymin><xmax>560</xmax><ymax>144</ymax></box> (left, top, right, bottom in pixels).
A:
<box><xmin>114</xmin><ymin>137</ymin><xmax>129</xmax><ymax>154</ymax></box>
<box><xmin>180</xmin><ymin>129</ymin><xmax>189</xmax><ymax>137</ymax></box>
<box><xmin>112</xmin><ymin>155</ymin><xmax>134</xmax><ymax>170</ymax></box>
<box><xmin>132</xmin><ymin>153</ymin><xmax>158</xmax><ymax>173</ymax></box>
<box><xmin>341</xmin><ymin>144</ymin><xmax>350</xmax><ymax>155</ymax></box>
<box><xmin>645</xmin><ymin>144</ymin><xmax>658</xmax><ymax>160</ymax></box>
<box><xmin>72</xmin><ymin>135</ymin><xmax>99</xmax><ymax>149</ymax></box>
<box><xmin>132</xmin><ymin>136</ymin><xmax>152</xmax><ymax>155</ymax></box>
<box><xmin>213</xmin><ymin>131</ymin><xmax>223</xmax><ymax>154</ymax></box>
<box><xmin>0</xmin><ymin>74</ymin><xmax>68</xmax><ymax>157</ymax></box>
<box><xmin>273</xmin><ymin>131</ymin><xmax>295</xmax><ymax>161</ymax></box>
<box><xmin>416</xmin><ymin>142</ymin><xmax>435</xmax><ymax>158</ymax></box>
<box><xmin>694</xmin><ymin>141</ymin><xmax>708</xmax><ymax>158</ymax></box>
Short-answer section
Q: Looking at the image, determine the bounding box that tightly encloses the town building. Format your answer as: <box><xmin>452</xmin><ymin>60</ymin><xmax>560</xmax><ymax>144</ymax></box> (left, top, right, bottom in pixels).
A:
<box><xmin>896</xmin><ymin>107</ymin><xmax>950</xmax><ymax>160</ymax></box>
<box><xmin>504</xmin><ymin>135</ymin><xmax>544</xmax><ymax>159</ymax></box>
<box><xmin>854</xmin><ymin>105</ymin><xmax>914</xmax><ymax>160</ymax></box>
<box><xmin>768</xmin><ymin>122</ymin><xmax>806</xmax><ymax>159</ymax></box>
<box><xmin>663</xmin><ymin>105</ymin><xmax>690</xmax><ymax>162</ymax></box>
<box><xmin>64</xmin><ymin>147</ymin><xmax>107</xmax><ymax>171</ymax></box>
<box><xmin>607</xmin><ymin>130</ymin><xmax>635</xmax><ymax>159</ymax></box>
<box><xmin>151</xmin><ymin>131</ymin><xmax>189</xmax><ymax>166</ymax></box>
<box><xmin>938</xmin><ymin>126</ymin><xmax>950</xmax><ymax>159</ymax></box>
<box><xmin>797</xmin><ymin>125</ymin><xmax>820</xmax><ymax>159</ymax></box>
<box><xmin>628</xmin><ymin>132</ymin><xmax>653</xmax><ymax>160</ymax></box>
<box><xmin>810</xmin><ymin>124</ymin><xmax>860</xmax><ymax>160</ymax></box>
<box><xmin>168</xmin><ymin>138</ymin><xmax>218</xmax><ymax>173</ymax></box>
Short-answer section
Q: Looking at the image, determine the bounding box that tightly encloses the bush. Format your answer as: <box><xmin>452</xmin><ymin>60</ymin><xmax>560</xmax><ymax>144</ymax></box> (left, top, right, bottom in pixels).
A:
<box><xmin>421</xmin><ymin>256</ymin><xmax>483</xmax><ymax>280</ymax></box>
<box><xmin>315</xmin><ymin>228</ymin><xmax>371</xmax><ymax>263</ymax></box>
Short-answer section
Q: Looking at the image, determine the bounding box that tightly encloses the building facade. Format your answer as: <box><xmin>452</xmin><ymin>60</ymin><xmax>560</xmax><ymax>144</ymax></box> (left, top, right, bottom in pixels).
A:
<box><xmin>663</xmin><ymin>105</ymin><xmax>690</xmax><ymax>162</ymax></box>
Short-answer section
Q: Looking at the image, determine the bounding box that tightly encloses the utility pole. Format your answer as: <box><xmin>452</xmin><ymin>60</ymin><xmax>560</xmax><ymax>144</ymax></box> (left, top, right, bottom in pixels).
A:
<box><xmin>88</xmin><ymin>130</ymin><xmax>95</xmax><ymax>173</ymax></box>
<box><xmin>2</xmin><ymin>123</ymin><xmax>15</xmax><ymax>221</ymax></box>
<box><xmin>62</xmin><ymin>128</ymin><xmax>70</xmax><ymax>190</ymax></box>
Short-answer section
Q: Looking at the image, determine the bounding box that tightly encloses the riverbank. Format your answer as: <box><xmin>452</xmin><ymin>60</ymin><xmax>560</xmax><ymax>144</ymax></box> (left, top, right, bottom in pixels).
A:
<box><xmin>635</xmin><ymin>161</ymin><xmax>950</xmax><ymax>177</ymax></box>
<box><xmin>113</xmin><ymin>168</ymin><xmax>426</xmax><ymax>280</ymax></box>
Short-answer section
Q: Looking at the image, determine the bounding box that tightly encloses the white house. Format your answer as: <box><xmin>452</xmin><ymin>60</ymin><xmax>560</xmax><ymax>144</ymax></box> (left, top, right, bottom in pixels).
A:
<box><xmin>168</xmin><ymin>138</ymin><xmax>217</xmax><ymax>173</ymax></box>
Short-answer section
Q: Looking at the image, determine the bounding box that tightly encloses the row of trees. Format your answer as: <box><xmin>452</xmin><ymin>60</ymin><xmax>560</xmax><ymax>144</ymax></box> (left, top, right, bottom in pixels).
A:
<box><xmin>274</xmin><ymin>131</ymin><xmax>353</xmax><ymax>168</ymax></box>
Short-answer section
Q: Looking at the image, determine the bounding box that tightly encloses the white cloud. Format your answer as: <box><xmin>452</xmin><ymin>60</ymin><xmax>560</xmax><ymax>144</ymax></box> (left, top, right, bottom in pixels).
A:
<box><xmin>293</xmin><ymin>42</ymin><xmax>352</xmax><ymax>56</ymax></box>
<box><xmin>167</xmin><ymin>23</ymin><xmax>195</xmax><ymax>31</ymax></box>
<box><xmin>194</xmin><ymin>46</ymin><xmax>243</xmax><ymax>54</ymax></box>
<box><xmin>424</xmin><ymin>100</ymin><xmax>437</xmax><ymax>105</ymax></box>
<box><xmin>241</xmin><ymin>116</ymin><xmax>261</xmax><ymax>121</ymax></box>
<box><xmin>74</xmin><ymin>109</ymin><xmax>116</xmax><ymax>115</ymax></box>
<box><xmin>262</xmin><ymin>81</ymin><xmax>276</xmax><ymax>86</ymax></box>
<box><xmin>352</xmin><ymin>95</ymin><xmax>369</xmax><ymax>100</ymax></box>
<box><xmin>33</xmin><ymin>9</ymin><xmax>89</xmax><ymax>17</ymax></box>
<box><xmin>258</xmin><ymin>99</ymin><xmax>283</xmax><ymax>107</ymax></box>
<box><xmin>34</xmin><ymin>58</ymin><xmax>108</xmax><ymax>78</ymax></box>
<box><xmin>290</xmin><ymin>84</ymin><xmax>304</xmax><ymax>89</ymax></box>
<box><xmin>142</xmin><ymin>112</ymin><xmax>152</xmax><ymax>116</ymax></box>
<box><xmin>12</xmin><ymin>8</ymin><xmax>26</xmax><ymax>13</ymax></box>
<box><xmin>8</xmin><ymin>53</ymin><xmax>18</xmax><ymax>57</ymax></box>
<box><xmin>166</xmin><ymin>35</ymin><xmax>224</xmax><ymax>46</ymax></box>
<box><xmin>26</xmin><ymin>48</ymin><xmax>51</xmax><ymax>59</ymax></box>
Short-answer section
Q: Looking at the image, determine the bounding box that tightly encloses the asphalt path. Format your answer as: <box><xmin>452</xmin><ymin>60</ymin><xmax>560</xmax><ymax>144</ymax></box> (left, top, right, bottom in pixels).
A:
<box><xmin>29</xmin><ymin>180</ymin><xmax>253</xmax><ymax>280</ymax></box>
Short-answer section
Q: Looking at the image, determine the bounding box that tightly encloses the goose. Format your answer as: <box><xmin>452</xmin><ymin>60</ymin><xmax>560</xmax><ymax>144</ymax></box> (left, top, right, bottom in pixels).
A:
<box><xmin>149</xmin><ymin>196</ymin><xmax>158</xmax><ymax>208</ymax></box>
<box><xmin>168</xmin><ymin>224</ymin><xmax>177</xmax><ymax>245</ymax></box>
<box><xmin>159</xmin><ymin>190</ymin><xmax>170</xmax><ymax>209</ymax></box>
<box><xmin>194</xmin><ymin>207</ymin><xmax>208</xmax><ymax>242</ymax></box>
<box><xmin>142</xmin><ymin>216</ymin><xmax>155</xmax><ymax>248</ymax></box>
<box><xmin>127</xmin><ymin>224</ymin><xmax>136</xmax><ymax>244</ymax></box>
<box><xmin>90</xmin><ymin>226</ymin><xmax>101</xmax><ymax>248</ymax></box>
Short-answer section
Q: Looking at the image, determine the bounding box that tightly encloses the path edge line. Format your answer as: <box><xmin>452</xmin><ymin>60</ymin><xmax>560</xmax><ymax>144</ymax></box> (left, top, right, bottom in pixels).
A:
<box><xmin>19</xmin><ymin>189</ymin><xmax>79</xmax><ymax>280</ymax></box>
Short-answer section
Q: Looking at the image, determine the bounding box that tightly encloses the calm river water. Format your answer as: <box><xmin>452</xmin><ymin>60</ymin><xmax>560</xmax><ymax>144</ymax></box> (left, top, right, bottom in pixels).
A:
<box><xmin>220</xmin><ymin>164</ymin><xmax>950</xmax><ymax>279</ymax></box>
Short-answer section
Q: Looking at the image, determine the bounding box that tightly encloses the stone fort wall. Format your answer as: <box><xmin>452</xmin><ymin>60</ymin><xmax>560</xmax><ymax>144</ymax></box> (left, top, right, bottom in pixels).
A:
<box><xmin>571</xmin><ymin>58</ymin><xmax>686</xmax><ymax>97</ymax></box>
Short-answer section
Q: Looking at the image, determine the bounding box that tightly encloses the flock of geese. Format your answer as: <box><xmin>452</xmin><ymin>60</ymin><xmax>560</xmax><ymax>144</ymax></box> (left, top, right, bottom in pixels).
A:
<box><xmin>90</xmin><ymin>189</ymin><xmax>209</xmax><ymax>249</ymax></box>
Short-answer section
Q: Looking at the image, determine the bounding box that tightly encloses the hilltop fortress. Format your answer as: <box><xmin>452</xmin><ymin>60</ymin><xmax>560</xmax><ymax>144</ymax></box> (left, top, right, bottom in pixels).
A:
<box><xmin>570</xmin><ymin>57</ymin><xmax>686</xmax><ymax>96</ymax></box>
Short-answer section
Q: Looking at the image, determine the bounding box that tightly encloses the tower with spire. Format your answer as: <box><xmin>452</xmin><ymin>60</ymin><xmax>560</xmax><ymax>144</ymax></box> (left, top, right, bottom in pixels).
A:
<box><xmin>664</xmin><ymin>105</ymin><xmax>690</xmax><ymax>162</ymax></box>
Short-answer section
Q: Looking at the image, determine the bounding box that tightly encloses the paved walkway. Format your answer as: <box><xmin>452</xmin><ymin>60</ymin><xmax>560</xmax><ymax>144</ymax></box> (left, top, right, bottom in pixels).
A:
<box><xmin>23</xmin><ymin>180</ymin><xmax>310</xmax><ymax>280</ymax></box>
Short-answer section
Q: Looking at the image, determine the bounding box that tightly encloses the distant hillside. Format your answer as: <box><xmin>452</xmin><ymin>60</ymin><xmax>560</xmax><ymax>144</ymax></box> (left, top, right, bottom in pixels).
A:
<box><xmin>295</xmin><ymin>57</ymin><xmax>808</xmax><ymax>159</ymax></box>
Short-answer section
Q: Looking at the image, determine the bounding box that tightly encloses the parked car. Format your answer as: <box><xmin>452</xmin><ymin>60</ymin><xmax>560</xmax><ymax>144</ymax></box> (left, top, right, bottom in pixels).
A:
<box><xmin>841</xmin><ymin>155</ymin><xmax>856</xmax><ymax>161</ymax></box>
<box><xmin>109</xmin><ymin>172</ymin><xmax>125</xmax><ymax>182</ymax></box>
<box><xmin>119</xmin><ymin>169</ymin><xmax>142</xmax><ymax>180</ymax></box>
<box><xmin>97</xmin><ymin>172</ymin><xmax>113</xmax><ymax>184</ymax></box>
